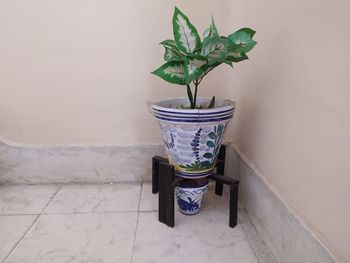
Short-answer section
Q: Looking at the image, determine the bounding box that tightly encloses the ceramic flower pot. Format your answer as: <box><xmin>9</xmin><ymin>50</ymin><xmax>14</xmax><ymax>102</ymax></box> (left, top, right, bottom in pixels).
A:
<box><xmin>175</xmin><ymin>178</ymin><xmax>208</xmax><ymax>215</ymax></box>
<box><xmin>151</xmin><ymin>97</ymin><xmax>235</xmax><ymax>179</ymax></box>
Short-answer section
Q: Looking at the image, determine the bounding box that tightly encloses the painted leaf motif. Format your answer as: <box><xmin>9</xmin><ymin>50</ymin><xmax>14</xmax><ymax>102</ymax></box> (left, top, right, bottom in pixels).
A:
<box><xmin>208</xmin><ymin>132</ymin><xmax>216</xmax><ymax>139</ymax></box>
<box><xmin>164</xmin><ymin>46</ymin><xmax>184</xmax><ymax>62</ymax></box>
<box><xmin>152</xmin><ymin>61</ymin><xmax>185</xmax><ymax>85</ymax></box>
<box><xmin>218</xmin><ymin>124</ymin><xmax>224</xmax><ymax>132</ymax></box>
<box><xmin>201</xmin><ymin>37</ymin><xmax>228</xmax><ymax>66</ymax></box>
<box><xmin>200</xmin><ymin>161</ymin><xmax>212</xmax><ymax>167</ymax></box>
<box><xmin>184</xmin><ymin>54</ymin><xmax>208</xmax><ymax>84</ymax></box>
<box><xmin>228</xmin><ymin>28</ymin><xmax>257</xmax><ymax>53</ymax></box>
<box><xmin>203</xmin><ymin>152</ymin><xmax>214</xmax><ymax>159</ymax></box>
<box><xmin>172</xmin><ymin>7</ymin><xmax>201</xmax><ymax>53</ymax></box>
<box><xmin>207</xmin><ymin>141</ymin><xmax>215</xmax><ymax>147</ymax></box>
<box><xmin>203</xmin><ymin>16</ymin><xmax>219</xmax><ymax>40</ymax></box>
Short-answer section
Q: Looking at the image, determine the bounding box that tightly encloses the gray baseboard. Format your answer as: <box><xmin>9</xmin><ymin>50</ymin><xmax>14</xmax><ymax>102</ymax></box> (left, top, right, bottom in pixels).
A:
<box><xmin>226</xmin><ymin>143</ymin><xmax>337</xmax><ymax>263</ymax></box>
<box><xmin>0</xmin><ymin>141</ymin><xmax>165</xmax><ymax>184</ymax></box>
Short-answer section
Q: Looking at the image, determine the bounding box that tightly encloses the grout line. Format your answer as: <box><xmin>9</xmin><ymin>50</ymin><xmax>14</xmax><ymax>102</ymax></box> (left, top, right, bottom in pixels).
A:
<box><xmin>0</xmin><ymin>210</ymin><xmax>142</xmax><ymax>216</ymax></box>
<box><xmin>0</xmin><ymin>213</ymin><xmax>40</xmax><ymax>217</ymax></box>
<box><xmin>0</xmin><ymin>181</ymin><xmax>145</xmax><ymax>187</ymax></box>
<box><xmin>129</xmin><ymin>183</ymin><xmax>143</xmax><ymax>263</ymax></box>
<box><xmin>1</xmin><ymin>185</ymin><xmax>62</xmax><ymax>263</ymax></box>
<box><xmin>40</xmin><ymin>185</ymin><xmax>63</xmax><ymax>215</ymax></box>
<box><xmin>42</xmin><ymin>210</ymin><xmax>140</xmax><ymax>215</ymax></box>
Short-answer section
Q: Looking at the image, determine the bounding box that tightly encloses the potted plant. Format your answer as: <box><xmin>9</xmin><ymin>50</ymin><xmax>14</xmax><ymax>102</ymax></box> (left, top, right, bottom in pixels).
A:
<box><xmin>151</xmin><ymin>7</ymin><xmax>257</xmax><ymax>215</ymax></box>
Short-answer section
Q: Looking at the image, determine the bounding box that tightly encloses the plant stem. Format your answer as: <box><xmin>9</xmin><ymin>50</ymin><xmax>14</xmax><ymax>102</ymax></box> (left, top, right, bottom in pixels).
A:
<box><xmin>186</xmin><ymin>84</ymin><xmax>194</xmax><ymax>108</ymax></box>
<box><xmin>198</xmin><ymin>67</ymin><xmax>214</xmax><ymax>85</ymax></box>
<box><xmin>193</xmin><ymin>80</ymin><xmax>199</xmax><ymax>108</ymax></box>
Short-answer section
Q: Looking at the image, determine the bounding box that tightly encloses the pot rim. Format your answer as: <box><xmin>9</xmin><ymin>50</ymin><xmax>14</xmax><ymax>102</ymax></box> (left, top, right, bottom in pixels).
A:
<box><xmin>150</xmin><ymin>97</ymin><xmax>235</xmax><ymax>114</ymax></box>
<box><xmin>175</xmin><ymin>183</ymin><xmax>209</xmax><ymax>192</ymax></box>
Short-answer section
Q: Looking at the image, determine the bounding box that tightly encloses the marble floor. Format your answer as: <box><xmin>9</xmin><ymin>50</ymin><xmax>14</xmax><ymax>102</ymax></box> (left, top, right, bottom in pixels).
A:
<box><xmin>0</xmin><ymin>183</ymin><xmax>275</xmax><ymax>263</ymax></box>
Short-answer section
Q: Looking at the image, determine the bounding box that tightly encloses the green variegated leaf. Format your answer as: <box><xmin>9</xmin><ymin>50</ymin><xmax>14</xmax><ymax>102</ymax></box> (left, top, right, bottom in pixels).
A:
<box><xmin>228</xmin><ymin>28</ymin><xmax>257</xmax><ymax>53</ymax></box>
<box><xmin>226</xmin><ymin>51</ymin><xmax>248</xmax><ymax>62</ymax></box>
<box><xmin>164</xmin><ymin>46</ymin><xmax>184</xmax><ymax>62</ymax></box>
<box><xmin>203</xmin><ymin>16</ymin><xmax>219</xmax><ymax>40</ymax></box>
<box><xmin>222</xmin><ymin>36</ymin><xmax>249</xmax><ymax>62</ymax></box>
<box><xmin>160</xmin><ymin>39</ymin><xmax>178</xmax><ymax>50</ymax></box>
<box><xmin>172</xmin><ymin>7</ymin><xmax>201</xmax><ymax>53</ymax></box>
<box><xmin>152</xmin><ymin>61</ymin><xmax>185</xmax><ymax>85</ymax></box>
<box><xmin>238</xmin><ymin>28</ymin><xmax>256</xmax><ymax>37</ymax></box>
<box><xmin>184</xmin><ymin>54</ymin><xmax>207</xmax><ymax>84</ymax></box>
<box><xmin>201</xmin><ymin>37</ymin><xmax>228</xmax><ymax>66</ymax></box>
<box><xmin>224</xmin><ymin>60</ymin><xmax>233</xmax><ymax>67</ymax></box>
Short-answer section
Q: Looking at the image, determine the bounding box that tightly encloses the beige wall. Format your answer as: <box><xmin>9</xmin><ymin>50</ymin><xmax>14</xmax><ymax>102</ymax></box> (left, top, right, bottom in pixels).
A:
<box><xmin>0</xmin><ymin>0</ymin><xmax>239</xmax><ymax>145</ymax></box>
<box><xmin>226</xmin><ymin>0</ymin><xmax>350</xmax><ymax>262</ymax></box>
<box><xmin>1</xmin><ymin>0</ymin><xmax>349</xmax><ymax>262</ymax></box>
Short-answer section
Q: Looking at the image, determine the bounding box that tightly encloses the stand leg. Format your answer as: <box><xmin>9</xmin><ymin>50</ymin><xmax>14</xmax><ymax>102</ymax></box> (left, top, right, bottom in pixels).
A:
<box><xmin>215</xmin><ymin>145</ymin><xmax>226</xmax><ymax>196</ymax></box>
<box><xmin>229</xmin><ymin>183</ymin><xmax>239</xmax><ymax>228</ymax></box>
<box><xmin>152</xmin><ymin>156</ymin><xmax>168</xmax><ymax>194</ymax></box>
<box><xmin>159</xmin><ymin>162</ymin><xmax>175</xmax><ymax>227</ymax></box>
<box><xmin>165</xmin><ymin>183</ymin><xmax>175</xmax><ymax>227</ymax></box>
<box><xmin>152</xmin><ymin>157</ymin><xmax>159</xmax><ymax>194</ymax></box>
<box><xmin>158</xmin><ymin>162</ymin><xmax>167</xmax><ymax>224</ymax></box>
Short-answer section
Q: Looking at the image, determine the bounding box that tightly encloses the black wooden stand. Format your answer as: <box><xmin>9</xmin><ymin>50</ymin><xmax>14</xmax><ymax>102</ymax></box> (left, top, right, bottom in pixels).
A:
<box><xmin>152</xmin><ymin>145</ymin><xmax>239</xmax><ymax>228</ymax></box>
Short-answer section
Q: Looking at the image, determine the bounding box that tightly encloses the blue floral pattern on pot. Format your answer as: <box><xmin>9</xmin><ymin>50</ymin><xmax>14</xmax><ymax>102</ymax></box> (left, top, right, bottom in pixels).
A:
<box><xmin>175</xmin><ymin>183</ymin><xmax>208</xmax><ymax>215</ymax></box>
<box><xmin>151</xmin><ymin>97</ymin><xmax>235</xmax><ymax>178</ymax></box>
<box><xmin>159</xmin><ymin>122</ymin><xmax>228</xmax><ymax>178</ymax></box>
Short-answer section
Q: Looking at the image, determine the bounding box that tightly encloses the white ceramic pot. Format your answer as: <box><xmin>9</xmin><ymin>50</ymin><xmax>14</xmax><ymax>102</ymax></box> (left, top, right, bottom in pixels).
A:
<box><xmin>175</xmin><ymin>182</ymin><xmax>209</xmax><ymax>215</ymax></box>
<box><xmin>151</xmin><ymin>97</ymin><xmax>235</xmax><ymax>178</ymax></box>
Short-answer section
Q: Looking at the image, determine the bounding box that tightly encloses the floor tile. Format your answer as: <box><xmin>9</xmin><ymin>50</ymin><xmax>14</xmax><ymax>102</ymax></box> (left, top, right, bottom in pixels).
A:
<box><xmin>0</xmin><ymin>215</ymin><xmax>36</xmax><ymax>262</ymax></box>
<box><xmin>201</xmin><ymin>182</ymin><xmax>229</xmax><ymax>210</ymax></box>
<box><xmin>139</xmin><ymin>183</ymin><xmax>160</xmax><ymax>211</ymax></box>
<box><xmin>6</xmin><ymin>213</ymin><xmax>138</xmax><ymax>263</ymax></box>
<box><xmin>44</xmin><ymin>183</ymin><xmax>141</xmax><ymax>213</ymax></box>
<box><xmin>132</xmin><ymin>210</ymin><xmax>259</xmax><ymax>263</ymax></box>
<box><xmin>0</xmin><ymin>185</ymin><xmax>58</xmax><ymax>214</ymax></box>
<box><xmin>139</xmin><ymin>182</ymin><xmax>229</xmax><ymax>212</ymax></box>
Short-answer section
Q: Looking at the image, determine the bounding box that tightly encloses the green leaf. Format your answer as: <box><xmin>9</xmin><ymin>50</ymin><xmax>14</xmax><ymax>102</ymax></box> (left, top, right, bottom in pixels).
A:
<box><xmin>203</xmin><ymin>152</ymin><xmax>214</xmax><ymax>159</ymax></box>
<box><xmin>203</xmin><ymin>16</ymin><xmax>219</xmax><ymax>40</ymax></box>
<box><xmin>172</xmin><ymin>7</ymin><xmax>201</xmax><ymax>53</ymax></box>
<box><xmin>207</xmin><ymin>141</ymin><xmax>215</xmax><ymax>147</ymax></box>
<box><xmin>164</xmin><ymin>46</ymin><xmax>184</xmax><ymax>62</ymax></box>
<box><xmin>228</xmin><ymin>28</ymin><xmax>257</xmax><ymax>53</ymax></box>
<box><xmin>238</xmin><ymin>28</ymin><xmax>256</xmax><ymax>37</ymax></box>
<box><xmin>201</xmin><ymin>37</ymin><xmax>228</xmax><ymax>66</ymax></box>
<box><xmin>223</xmin><ymin>36</ymin><xmax>249</xmax><ymax>62</ymax></box>
<box><xmin>224</xmin><ymin>60</ymin><xmax>233</xmax><ymax>67</ymax></box>
<box><xmin>208</xmin><ymin>96</ymin><xmax>215</xmax><ymax>108</ymax></box>
<box><xmin>226</xmin><ymin>51</ymin><xmax>248</xmax><ymax>62</ymax></box>
<box><xmin>208</xmin><ymin>132</ymin><xmax>216</xmax><ymax>139</ymax></box>
<box><xmin>160</xmin><ymin>39</ymin><xmax>179</xmax><ymax>50</ymax></box>
<box><xmin>184</xmin><ymin>54</ymin><xmax>208</xmax><ymax>84</ymax></box>
<box><xmin>152</xmin><ymin>61</ymin><xmax>186</xmax><ymax>85</ymax></box>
